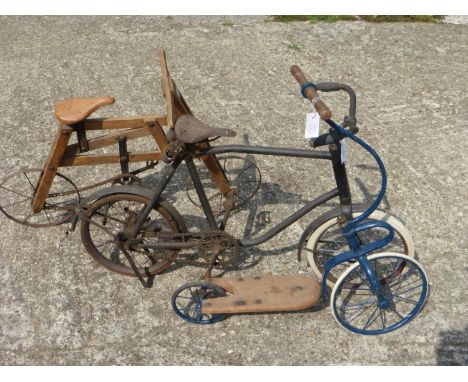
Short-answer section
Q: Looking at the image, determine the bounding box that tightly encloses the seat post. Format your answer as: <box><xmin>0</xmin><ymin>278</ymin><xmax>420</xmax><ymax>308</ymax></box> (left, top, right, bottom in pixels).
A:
<box><xmin>118</xmin><ymin>136</ymin><xmax>130</xmax><ymax>181</ymax></box>
<box><xmin>73</xmin><ymin>122</ymin><xmax>89</xmax><ymax>153</ymax></box>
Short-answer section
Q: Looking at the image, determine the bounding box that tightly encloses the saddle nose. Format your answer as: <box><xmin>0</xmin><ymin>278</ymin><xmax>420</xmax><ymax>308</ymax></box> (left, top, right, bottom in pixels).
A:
<box><xmin>175</xmin><ymin>115</ymin><xmax>236</xmax><ymax>144</ymax></box>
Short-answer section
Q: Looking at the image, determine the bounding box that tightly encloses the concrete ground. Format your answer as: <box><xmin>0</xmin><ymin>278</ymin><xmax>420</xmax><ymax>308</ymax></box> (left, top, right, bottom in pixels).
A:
<box><xmin>0</xmin><ymin>16</ymin><xmax>466</xmax><ymax>365</ymax></box>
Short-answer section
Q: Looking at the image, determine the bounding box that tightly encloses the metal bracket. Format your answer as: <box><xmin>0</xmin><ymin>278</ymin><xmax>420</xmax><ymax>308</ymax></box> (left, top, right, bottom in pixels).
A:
<box><xmin>73</xmin><ymin>122</ymin><xmax>89</xmax><ymax>152</ymax></box>
<box><xmin>118</xmin><ymin>136</ymin><xmax>130</xmax><ymax>181</ymax></box>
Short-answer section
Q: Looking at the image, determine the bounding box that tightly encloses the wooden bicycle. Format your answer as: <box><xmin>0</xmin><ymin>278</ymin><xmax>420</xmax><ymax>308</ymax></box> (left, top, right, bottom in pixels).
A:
<box><xmin>0</xmin><ymin>49</ymin><xmax>238</xmax><ymax>228</ymax></box>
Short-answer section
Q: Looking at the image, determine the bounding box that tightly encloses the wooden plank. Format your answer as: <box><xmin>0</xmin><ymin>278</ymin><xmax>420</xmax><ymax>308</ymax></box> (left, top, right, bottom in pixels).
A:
<box><xmin>83</xmin><ymin>114</ymin><xmax>167</xmax><ymax>130</ymax></box>
<box><xmin>159</xmin><ymin>48</ymin><xmax>174</xmax><ymax>128</ymax></box>
<box><xmin>31</xmin><ymin>125</ymin><xmax>73</xmax><ymax>213</ymax></box>
<box><xmin>63</xmin><ymin>127</ymin><xmax>153</xmax><ymax>157</ymax></box>
<box><xmin>200</xmin><ymin>151</ymin><xmax>231</xmax><ymax>195</ymax></box>
<box><xmin>60</xmin><ymin>150</ymin><xmax>162</xmax><ymax>167</ymax></box>
<box><xmin>170</xmin><ymin>78</ymin><xmax>192</xmax><ymax>116</ymax></box>
<box><xmin>202</xmin><ymin>276</ymin><xmax>321</xmax><ymax>314</ymax></box>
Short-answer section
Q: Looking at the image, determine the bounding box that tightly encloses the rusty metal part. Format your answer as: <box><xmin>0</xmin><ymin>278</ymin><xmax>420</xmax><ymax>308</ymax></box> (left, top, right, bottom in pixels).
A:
<box><xmin>161</xmin><ymin>139</ymin><xmax>185</xmax><ymax>163</ymax></box>
<box><xmin>80</xmin><ymin>193</ymin><xmax>185</xmax><ymax>277</ymax></box>
<box><xmin>219</xmin><ymin>187</ymin><xmax>238</xmax><ymax>231</ymax></box>
<box><xmin>0</xmin><ymin>165</ymin><xmax>146</xmax><ymax>228</ymax></box>
<box><xmin>185</xmin><ymin>155</ymin><xmax>262</xmax><ymax>214</ymax></box>
<box><xmin>0</xmin><ymin>168</ymin><xmax>80</xmax><ymax>228</ymax></box>
<box><xmin>140</xmin><ymin>230</ymin><xmax>241</xmax><ymax>273</ymax></box>
<box><xmin>175</xmin><ymin>115</ymin><xmax>236</xmax><ymax>144</ymax></box>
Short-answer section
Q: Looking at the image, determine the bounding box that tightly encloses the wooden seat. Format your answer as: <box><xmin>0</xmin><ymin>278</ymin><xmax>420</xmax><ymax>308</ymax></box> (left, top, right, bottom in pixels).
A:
<box><xmin>202</xmin><ymin>275</ymin><xmax>321</xmax><ymax>314</ymax></box>
<box><xmin>54</xmin><ymin>96</ymin><xmax>115</xmax><ymax>125</ymax></box>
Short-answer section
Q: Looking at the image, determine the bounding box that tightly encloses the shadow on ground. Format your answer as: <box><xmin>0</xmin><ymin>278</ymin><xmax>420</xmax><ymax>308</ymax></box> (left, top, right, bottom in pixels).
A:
<box><xmin>437</xmin><ymin>326</ymin><xmax>468</xmax><ymax>365</ymax></box>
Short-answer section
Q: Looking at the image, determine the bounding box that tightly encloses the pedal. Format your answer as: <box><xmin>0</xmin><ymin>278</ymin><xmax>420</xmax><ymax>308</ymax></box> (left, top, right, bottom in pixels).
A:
<box><xmin>202</xmin><ymin>275</ymin><xmax>320</xmax><ymax>314</ymax></box>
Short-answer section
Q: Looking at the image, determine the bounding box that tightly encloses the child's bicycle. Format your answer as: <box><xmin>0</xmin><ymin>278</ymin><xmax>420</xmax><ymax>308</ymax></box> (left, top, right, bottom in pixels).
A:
<box><xmin>78</xmin><ymin>64</ymin><xmax>429</xmax><ymax>335</ymax></box>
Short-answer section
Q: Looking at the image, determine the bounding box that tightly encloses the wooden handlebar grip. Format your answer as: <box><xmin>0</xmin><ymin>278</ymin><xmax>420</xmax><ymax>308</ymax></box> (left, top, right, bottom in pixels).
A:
<box><xmin>290</xmin><ymin>65</ymin><xmax>308</xmax><ymax>85</ymax></box>
<box><xmin>313</xmin><ymin>99</ymin><xmax>331</xmax><ymax>120</ymax></box>
<box><xmin>290</xmin><ymin>65</ymin><xmax>332</xmax><ymax>120</ymax></box>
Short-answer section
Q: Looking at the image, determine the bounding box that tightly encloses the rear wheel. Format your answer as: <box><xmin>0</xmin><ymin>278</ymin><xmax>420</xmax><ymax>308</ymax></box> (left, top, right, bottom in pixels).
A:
<box><xmin>299</xmin><ymin>204</ymin><xmax>414</xmax><ymax>287</ymax></box>
<box><xmin>171</xmin><ymin>281</ymin><xmax>227</xmax><ymax>324</ymax></box>
<box><xmin>0</xmin><ymin>168</ymin><xmax>79</xmax><ymax>228</ymax></box>
<box><xmin>80</xmin><ymin>193</ymin><xmax>185</xmax><ymax>276</ymax></box>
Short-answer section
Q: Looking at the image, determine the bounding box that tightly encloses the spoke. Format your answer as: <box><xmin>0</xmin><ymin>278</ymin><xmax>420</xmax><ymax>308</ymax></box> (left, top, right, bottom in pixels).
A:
<box><xmin>346</xmin><ymin>302</ymin><xmax>374</xmax><ymax>323</ymax></box>
<box><xmin>1</xmin><ymin>197</ymin><xmax>33</xmax><ymax>208</ymax></box>
<box><xmin>389</xmin><ymin>271</ymin><xmax>412</xmax><ymax>292</ymax></box>
<box><xmin>95</xmin><ymin>239</ymin><xmax>115</xmax><ymax>248</ymax></box>
<box><xmin>390</xmin><ymin>306</ymin><xmax>405</xmax><ymax>320</ymax></box>
<box><xmin>342</xmin><ymin>298</ymin><xmax>375</xmax><ymax>311</ymax></box>
<box><xmin>94</xmin><ymin>209</ymin><xmax>127</xmax><ymax>226</ymax></box>
<box><xmin>362</xmin><ymin>306</ymin><xmax>380</xmax><ymax>330</ymax></box>
<box><xmin>43</xmin><ymin>208</ymin><xmax>52</xmax><ymax>224</ymax></box>
<box><xmin>176</xmin><ymin>296</ymin><xmax>195</xmax><ymax>300</ymax></box>
<box><xmin>181</xmin><ymin>307</ymin><xmax>197</xmax><ymax>312</ymax></box>
<box><xmin>392</xmin><ymin>295</ymin><xmax>418</xmax><ymax>305</ymax></box>
<box><xmin>23</xmin><ymin>172</ymin><xmax>37</xmax><ymax>192</ymax></box>
<box><xmin>87</xmin><ymin>216</ymin><xmax>117</xmax><ymax>237</ymax></box>
<box><xmin>393</xmin><ymin>283</ymin><xmax>423</xmax><ymax>296</ymax></box>
<box><xmin>391</xmin><ymin>278</ymin><xmax>420</xmax><ymax>292</ymax></box>
<box><xmin>0</xmin><ymin>184</ymin><xmax>33</xmax><ymax>200</ymax></box>
<box><xmin>380</xmin><ymin>309</ymin><xmax>386</xmax><ymax>329</ymax></box>
<box><xmin>188</xmin><ymin>287</ymin><xmax>197</xmax><ymax>299</ymax></box>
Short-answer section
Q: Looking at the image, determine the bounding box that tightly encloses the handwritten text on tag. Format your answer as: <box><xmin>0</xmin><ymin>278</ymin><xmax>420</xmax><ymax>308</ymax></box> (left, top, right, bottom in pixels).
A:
<box><xmin>305</xmin><ymin>112</ymin><xmax>320</xmax><ymax>139</ymax></box>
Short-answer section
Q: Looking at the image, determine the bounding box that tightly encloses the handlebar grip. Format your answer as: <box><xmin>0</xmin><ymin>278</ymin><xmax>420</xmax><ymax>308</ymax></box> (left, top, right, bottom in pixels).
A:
<box><xmin>290</xmin><ymin>65</ymin><xmax>332</xmax><ymax>120</ymax></box>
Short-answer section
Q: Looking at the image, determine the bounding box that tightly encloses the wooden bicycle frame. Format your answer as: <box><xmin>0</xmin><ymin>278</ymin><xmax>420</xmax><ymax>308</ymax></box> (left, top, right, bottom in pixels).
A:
<box><xmin>31</xmin><ymin>49</ymin><xmax>231</xmax><ymax>213</ymax></box>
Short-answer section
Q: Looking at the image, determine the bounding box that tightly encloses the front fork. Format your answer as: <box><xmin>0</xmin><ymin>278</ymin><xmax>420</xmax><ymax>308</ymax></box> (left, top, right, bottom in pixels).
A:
<box><xmin>357</xmin><ymin>255</ymin><xmax>391</xmax><ymax>309</ymax></box>
<box><xmin>321</xmin><ymin>220</ymin><xmax>395</xmax><ymax>308</ymax></box>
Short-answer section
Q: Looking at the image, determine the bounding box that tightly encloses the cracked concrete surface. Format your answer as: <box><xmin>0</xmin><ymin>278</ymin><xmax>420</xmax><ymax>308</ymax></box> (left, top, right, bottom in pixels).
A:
<box><xmin>0</xmin><ymin>16</ymin><xmax>467</xmax><ymax>365</ymax></box>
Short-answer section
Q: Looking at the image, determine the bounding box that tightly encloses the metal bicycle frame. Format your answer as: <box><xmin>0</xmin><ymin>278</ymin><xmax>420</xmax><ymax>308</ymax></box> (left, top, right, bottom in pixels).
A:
<box><xmin>127</xmin><ymin>141</ymin><xmax>353</xmax><ymax>250</ymax></box>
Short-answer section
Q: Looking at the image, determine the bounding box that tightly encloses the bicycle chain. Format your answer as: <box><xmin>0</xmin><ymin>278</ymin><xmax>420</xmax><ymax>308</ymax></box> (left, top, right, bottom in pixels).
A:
<box><xmin>159</xmin><ymin>230</ymin><xmax>241</xmax><ymax>270</ymax></box>
<box><xmin>50</xmin><ymin>173</ymin><xmax>142</xmax><ymax>199</ymax></box>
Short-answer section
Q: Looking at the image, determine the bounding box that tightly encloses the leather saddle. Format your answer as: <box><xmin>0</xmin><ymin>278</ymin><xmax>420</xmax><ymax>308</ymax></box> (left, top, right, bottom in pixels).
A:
<box><xmin>54</xmin><ymin>96</ymin><xmax>115</xmax><ymax>125</ymax></box>
<box><xmin>175</xmin><ymin>115</ymin><xmax>236</xmax><ymax>144</ymax></box>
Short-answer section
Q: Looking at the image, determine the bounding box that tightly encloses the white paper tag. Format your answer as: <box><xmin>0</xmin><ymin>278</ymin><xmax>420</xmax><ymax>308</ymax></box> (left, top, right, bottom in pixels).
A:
<box><xmin>305</xmin><ymin>112</ymin><xmax>320</xmax><ymax>139</ymax></box>
<box><xmin>340</xmin><ymin>139</ymin><xmax>346</xmax><ymax>164</ymax></box>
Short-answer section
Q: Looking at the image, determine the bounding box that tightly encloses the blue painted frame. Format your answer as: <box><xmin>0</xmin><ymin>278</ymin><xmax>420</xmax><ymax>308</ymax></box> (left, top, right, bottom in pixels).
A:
<box><xmin>320</xmin><ymin>119</ymin><xmax>396</xmax><ymax>305</ymax></box>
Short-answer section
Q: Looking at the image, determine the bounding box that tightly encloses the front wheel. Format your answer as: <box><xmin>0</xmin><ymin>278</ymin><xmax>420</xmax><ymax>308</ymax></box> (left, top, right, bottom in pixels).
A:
<box><xmin>298</xmin><ymin>204</ymin><xmax>415</xmax><ymax>287</ymax></box>
<box><xmin>331</xmin><ymin>252</ymin><xmax>429</xmax><ymax>335</ymax></box>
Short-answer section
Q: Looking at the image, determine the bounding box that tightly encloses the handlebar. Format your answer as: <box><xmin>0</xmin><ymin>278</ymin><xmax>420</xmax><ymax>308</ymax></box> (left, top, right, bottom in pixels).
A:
<box><xmin>290</xmin><ymin>65</ymin><xmax>332</xmax><ymax>120</ymax></box>
<box><xmin>315</xmin><ymin>82</ymin><xmax>357</xmax><ymax>130</ymax></box>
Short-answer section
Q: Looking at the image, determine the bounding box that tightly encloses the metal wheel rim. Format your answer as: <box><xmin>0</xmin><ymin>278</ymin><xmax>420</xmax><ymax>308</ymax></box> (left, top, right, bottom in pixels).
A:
<box><xmin>0</xmin><ymin>167</ymin><xmax>80</xmax><ymax>228</ymax></box>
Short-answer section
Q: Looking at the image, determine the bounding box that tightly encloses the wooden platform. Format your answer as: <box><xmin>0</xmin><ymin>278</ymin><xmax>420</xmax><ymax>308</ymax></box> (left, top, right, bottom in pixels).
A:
<box><xmin>202</xmin><ymin>275</ymin><xmax>321</xmax><ymax>314</ymax></box>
